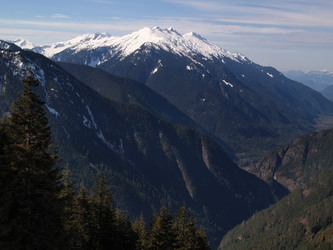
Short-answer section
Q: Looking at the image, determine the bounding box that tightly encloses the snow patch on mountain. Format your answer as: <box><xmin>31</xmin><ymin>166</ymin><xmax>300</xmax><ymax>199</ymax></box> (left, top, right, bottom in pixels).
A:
<box><xmin>97</xmin><ymin>131</ymin><xmax>126</xmax><ymax>157</ymax></box>
<box><xmin>87</xmin><ymin>57</ymin><xmax>101</xmax><ymax>67</ymax></box>
<box><xmin>150</xmin><ymin>59</ymin><xmax>163</xmax><ymax>75</ymax></box>
<box><xmin>85</xmin><ymin>105</ymin><xmax>97</xmax><ymax>129</ymax></box>
<box><xmin>222</xmin><ymin>80</ymin><xmax>234</xmax><ymax>88</ymax></box>
<box><xmin>97</xmin><ymin>129</ymin><xmax>117</xmax><ymax>151</ymax></box>
<box><xmin>118</xmin><ymin>138</ymin><xmax>125</xmax><ymax>155</ymax></box>
<box><xmin>186</xmin><ymin>65</ymin><xmax>193</xmax><ymax>71</ymax></box>
<box><xmin>83</xmin><ymin>115</ymin><xmax>93</xmax><ymax>128</ymax></box>
<box><xmin>46</xmin><ymin>104</ymin><xmax>60</xmax><ymax>117</ymax></box>
<box><xmin>10</xmin><ymin>52</ymin><xmax>24</xmax><ymax>76</ymax></box>
<box><xmin>151</xmin><ymin>67</ymin><xmax>159</xmax><ymax>75</ymax></box>
<box><xmin>6</xmin><ymin>52</ymin><xmax>51</xmax><ymax>103</ymax></box>
<box><xmin>34</xmin><ymin>68</ymin><xmax>46</xmax><ymax>87</ymax></box>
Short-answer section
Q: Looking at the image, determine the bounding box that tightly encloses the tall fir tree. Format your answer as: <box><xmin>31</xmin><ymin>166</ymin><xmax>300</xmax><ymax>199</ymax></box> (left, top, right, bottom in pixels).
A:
<box><xmin>148</xmin><ymin>206</ymin><xmax>178</xmax><ymax>249</ymax></box>
<box><xmin>0</xmin><ymin>122</ymin><xmax>13</xmax><ymax>249</ymax></box>
<box><xmin>0</xmin><ymin>122</ymin><xmax>8</xmax><ymax>167</ymax></box>
<box><xmin>67</xmin><ymin>176</ymin><xmax>137</xmax><ymax>250</ymax></box>
<box><xmin>90</xmin><ymin>174</ymin><xmax>116</xmax><ymax>250</ymax></box>
<box><xmin>0</xmin><ymin>73</ymin><xmax>64</xmax><ymax>249</ymax></box>
<box><xmin>132</xmin><ymin>214</ymin><xmax>148</xmax><ymax>250</ymax></box>
<box><xmin>0</xmin><ymin>121</ymin><xmax>11</xmax><ymax>192</ymax></box>
<box><xmin>69</xmin><ymin>185</ymin><xmax>94</xmax><ymax>249</ymax></box>
<box><xmin>113</xmin><ymin>210</ymin><xmax>137</xmax><ymax>249</ymax></box>
<box><xmin>174</xmin><ymin>205</ymin><xmax>210</xmax><ymax>250</ymax></box>
<box><xmin>58</xmin><ymin>168</ymin><xmax>76</xmax><ymax>245</ymax></box>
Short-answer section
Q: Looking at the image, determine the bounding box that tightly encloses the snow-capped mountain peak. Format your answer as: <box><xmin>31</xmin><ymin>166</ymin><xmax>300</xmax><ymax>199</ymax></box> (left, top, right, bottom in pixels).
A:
<box><xmin>31</xmin><ymin>32</ymin><xmax>113</xmax><ymax>58</ymax></box>
<box><xmin>68</xmin><ymin>32</ymin><xmax>111</xmax><ymax>43</ymax></box>
<box><xmin>9</xmin><ymin>38</ymin><xmax>35</xmax><ymax>49</ymax></box>
<box><xmin>113</xmin><ymin>26</ymin><xmax>242</xmax><ymax>61</ymax></box>
<box><xmin>12</xmin><ymin>27</ymin><xmax>250</xmax><ymax>65</ymax></box>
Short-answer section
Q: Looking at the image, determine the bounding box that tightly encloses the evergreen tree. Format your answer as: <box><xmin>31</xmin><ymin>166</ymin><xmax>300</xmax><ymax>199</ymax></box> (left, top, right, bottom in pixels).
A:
<box><xmin>113</xmin><ymin>210</ymin><xmax>137</xmax><ymax>249</ymax></box>
<box><xmin>59</xmin><ymin>168</ymin><xmax>76</xmax><ymax>246</ymax></box>
<box><xmin>148</xmin><ymin>206</ymin><xmax>177</xmax><ymax>249</ymax></box>
<box><xmin>174</xmin><ymin>205</ymin><xmax>210</xmax><ymax>250</ymax></box>
<box><xmin>0</xmin><ymin>122</ymin><xmax>7</xmax><ymax>166</ymax></box>
<box><xmin>0</xmin><ymin>122</ymin><xmax>14</xmax><ymax>249</ymax></box>
<box><xmin>67</xmin><ymin>175</ymin><xmax>137</xmax><ymax>250</ymax></box>
<box><xmin>132</xmin><ymin>214</ymin><xmax>148</xmax><ymax>250</ymax></box>
<box><xmin>0</xmin><ymin>121</ymin><xmax>10</xmax><ymax>192</ymax></box>
<box><xmin>69</xmin><ymin>185</ymin><xmax>93</xmax><ymax>250</ymax></box>
<box><xmin>0</xmin><ymin>73</ymin><xmax>64</xmax><ymax>249</ymax></box>
<box><xmin>90</xmin><ymin>174</ymin><xmax>116</xmax><ymax>250</ymax></box>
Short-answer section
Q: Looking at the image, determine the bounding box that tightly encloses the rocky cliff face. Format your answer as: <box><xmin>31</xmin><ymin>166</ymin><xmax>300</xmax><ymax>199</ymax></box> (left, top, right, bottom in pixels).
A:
<box><xmin>247</xmin><ymin>128</ymin><xmax>333</xmax><ymax>191</ymax></box>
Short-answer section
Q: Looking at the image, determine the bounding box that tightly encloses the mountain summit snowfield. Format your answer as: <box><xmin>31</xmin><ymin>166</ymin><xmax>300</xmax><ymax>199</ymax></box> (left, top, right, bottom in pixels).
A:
<box><xmin>16</xmin><ymin>26</ymin><xmax>248</xmax><ymax>65</ymax></box>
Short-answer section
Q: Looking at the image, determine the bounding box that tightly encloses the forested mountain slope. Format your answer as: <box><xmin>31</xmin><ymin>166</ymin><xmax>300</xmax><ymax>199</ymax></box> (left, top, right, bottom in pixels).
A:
<box><xmin>57</xmin><ymin>62</ymin><xmax>199</xmax><ymax>129</ymax></box>
<box><xmin>57</xmin><ymin>62</ymin><xmax>232</xmax><ymax>156</ymax></box>
<box><xmin>0</xmin><ymin>42</ymin><xmax>286</xmax><ymax>247</ymax></box>
<box><xmin>220</xmin><ymin>167</ymin><xmax>333</xmax><ymax>249</ymax></box>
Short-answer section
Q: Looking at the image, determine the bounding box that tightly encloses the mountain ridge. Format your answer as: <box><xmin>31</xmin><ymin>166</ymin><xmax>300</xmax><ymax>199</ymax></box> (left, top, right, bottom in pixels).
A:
<box><xmin>0</xmin><ymin>42</ymin><xmax>286</xmax><ymax>248</ymax></box>
<box><xmin>283</xmin><ymin>70</ymin><xmax>333</xmax><ymax>91</ymax></box>
<box><xmin>13</xmin><ymin>26</ymin><xmax>248</xmax><ymax>65</ymax></box>
<box><xmin>97</xmin><ymin>41</ymin><xmax>333</xmax><ymax>164</ymax></box>
<box><xmin>13</xmin><ymin>27</ymin><xmax>333</xmax><ymax>164</ymax></box>
<box><xmin>321</xmin><ymin>85</ymin><xmax>333</xmax><ymax>101</ymax></box>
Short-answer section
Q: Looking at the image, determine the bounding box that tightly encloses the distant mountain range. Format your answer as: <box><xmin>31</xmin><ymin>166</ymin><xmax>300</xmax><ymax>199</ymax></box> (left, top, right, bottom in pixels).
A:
<box><xmin>321</xmin><ymin>85</ymin><xmax>333</xmax><ymax>101</ymax></box>
<box><xmin>284</xmin><ymin>70</ymin><xmax>333</xmax><ymax>92</ymax></box>
<box><xmin>12</xmin><ymin>27</ymin><xmax>333</xmax><ymax>165</ymax></box>
<box><xmin>0</xmin><ymin>40</ymin><xmax>287</xmax><ymax>248</ymax></box>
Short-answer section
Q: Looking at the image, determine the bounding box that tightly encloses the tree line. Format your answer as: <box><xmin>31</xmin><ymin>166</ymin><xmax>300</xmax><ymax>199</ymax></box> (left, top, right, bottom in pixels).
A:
<box><xmin>0</xmin><ymin>73</ymin><xmax>209</xmax><ymax>249</ymax></box>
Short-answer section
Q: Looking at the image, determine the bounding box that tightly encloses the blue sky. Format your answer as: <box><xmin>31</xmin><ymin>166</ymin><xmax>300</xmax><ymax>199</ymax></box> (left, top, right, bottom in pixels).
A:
<box><xmin>1</xmin><ymin>0</ymin><xmax>332</xmax><ymax>71</ymax></box>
